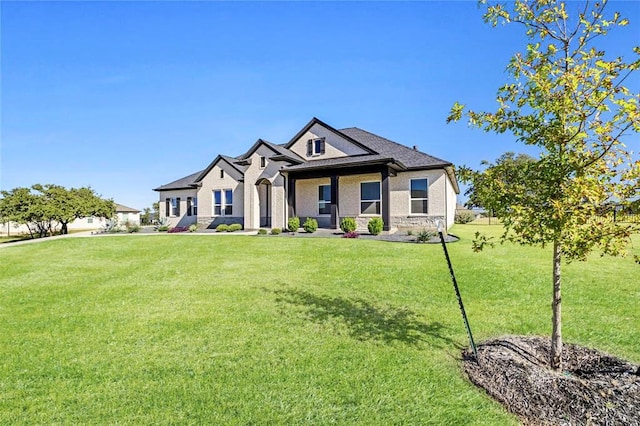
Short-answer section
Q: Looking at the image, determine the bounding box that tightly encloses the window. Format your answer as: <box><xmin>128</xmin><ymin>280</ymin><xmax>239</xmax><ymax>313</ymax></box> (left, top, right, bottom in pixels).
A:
<box><xmin>187</xmin><ymin>197</ymin><xmax>198</xmax><ymax>216</ymax></box>
<box><xmin>171</xmin><ymin>198</ymin><xmax>180</xmax><ymax>216</ymax></box>
<box><xmin>360</xmin><ymin>182</ymin><xmax>381</xmax><ymax>215</ymax></box>
<box><xmin>410</xmin><ymin>178</ymin><xmax>428</xmax><ymax>214</ymax></box>
<box><xmin>87</xmin><ymin>217</ymin><xmax>94</xmax><ymax>224</ymax></box>
<box><xmin>260</xmin><ymin>156</ymin><xmax>266</xmax><ymax>168</ymax></box>
<box><xmin>213</xmin><ymin>190</ymin><xmax>233</xmax><ymax>216</ymax></box>
<box><xmin>306</xmin><ymin>138</ymin><xmax>325</xmax><ymax>156</ymax></box>
<box><xmin>220</xmin><ymin>169</ymin><xmax>224</xmax><ymax>179</ymax></box>
<box><xmin>318</xmin><ymin>185</ymin><xmax>331</xmax><ymax>215</ymax></box>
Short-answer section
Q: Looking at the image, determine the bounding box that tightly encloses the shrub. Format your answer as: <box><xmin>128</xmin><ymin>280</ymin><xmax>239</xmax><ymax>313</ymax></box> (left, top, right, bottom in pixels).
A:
<box><xmin>157</xmin><ymin>225</ymin><xmax>169</xmax><ymax>232</ymax></box>
<box><xmin>228</xmin><ymin>223</ymin><xmax>243</xmax><ymax>232</ymax></box>
<box><xmin>168</xmin><ymin>226</ymin><xmax>189</xmax><ymax>233</ymax></box>
<box><xmin>406</xmin><ymin>230</ymin><xmax>414</xmax><ymax>236</ymax></box>
<box><xmin>258</xmin><ymin>228</ymin><xmax>268</xmax><ymax>235</ymax></box>
<box><xmin>127</xmin><ymin>224</ymin><xmax>141</xmax><ymax>233</ymax></box>
<box><xmin>340</xmin><ymin>217</ymin><xmax>357</xmax><ymax>233</ymax></box>
<box><xmin>287</xmin><ymin>217</ymin><xmax>300</xmax><ymax>233</ymax></box>
<box><xmin>270</xmin><ymin>228</ymin><xmax>282</xmax><ymax>235</ymax></box>
<box><xmin>416</xmin><ymin>229</ymin><xmax>436</xmax><ymax>243</ymax></box>
<box><xmin>303</xmin><ymin>217</ymin><xmax>318</xmax><ymax>233</ymax></box>
<box><xmin>455</xmin><ymin>210</ymin><xmax>475</xmax><ymax>224</ymax></box>
<box><xmin>343</xmin><ymin>231</ymin><xmax>360</xmax><ymax>239</ymax></box>
<box><xmin>367</xmin><ymin>217</ymin><xmax>383</xmax><ymax>235</ymax></box>
<box><xmin>188</xmin><ymin>223</ymin><xmax>198</xmax><ymax>232</ymax></box>
<box><xmin>216</xmin><ymin>224</ymin><xmax>230</xmax><ymax>232</ymax></box>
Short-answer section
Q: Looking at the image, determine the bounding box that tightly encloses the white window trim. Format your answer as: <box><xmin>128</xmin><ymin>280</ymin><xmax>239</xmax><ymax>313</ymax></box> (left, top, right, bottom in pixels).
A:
<box><xmin>360</xmin><ymin>180</ymin><xmax>381</xmax><ymax>216</ymax></box>
<box><xmin>213</xmin><ymin>189</ymin><xmax>233</xmax><ymax>216</ymax></box>
<box><xmin>409</xmin><ymin>177</ymin><xmax>429</xmax><ymax>216</ymax></box>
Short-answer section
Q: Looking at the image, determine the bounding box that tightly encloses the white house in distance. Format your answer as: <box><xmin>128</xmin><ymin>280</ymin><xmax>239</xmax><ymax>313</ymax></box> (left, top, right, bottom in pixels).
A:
<box><xmin>154</xmin><ymin>117</ymin><xmax>459</xmax><ymax>232</ymax></box>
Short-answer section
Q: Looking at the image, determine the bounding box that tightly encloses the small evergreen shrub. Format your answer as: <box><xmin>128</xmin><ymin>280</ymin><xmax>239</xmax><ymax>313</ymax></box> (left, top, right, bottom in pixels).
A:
<box><xmin>258</xmin><ymin>228</ymin><xmax>268</xmax><ymax>235</ymax></box>
<box><xmin>157</xmin><ymin>225</ymin><xmax>170</xmax><ymax>232</ymax></box>
<box><xmin>303</xmin><ymin>217</ymin><xmax>318</xmax><ymax>233</ymax></box>
<box><xmin>188</xmin><ymin>223</ymin><xmax>198</xmax><ymax>232</ymax></box>
<box><xmin>343</xmin><ymin>231</ymin><xmax>360</xmax><ymax>239</ymax></box>
<box><xmin>367</xmin><ymin>217</ymin><xmax>383</xmax><ymax>235</ymax></box>
<box><xmin>228</xmin><ymin>223</ymin><xmax>243</xmax><ymax>232</ymax></box>
<box><xmin>455</xmin><ymin>210</ymin><xmax>475</xmax><ymax>224</ymax></box>
<box><xmin>416</xmin><ymin>229</ymin><xmax>436</xmax><ymax>243</ymax></box>
<box><xmin>287</xmin><ymin>217</ymin><xmax>300</xmax><ymax>233</ymax></box>
<box><xmin>406</xmin><ymin>230</ymin><xmax>414</xmax><ymax>236</ymax></box>
<box><xmin>340</xmin><ymin>217</ymin><xmax>357</xmax><ymax>233</ymax></box>
<box><xmin>270</xmin><ymin>228</ymin><xmax>282</xmax><ymax>235</ymax></box>
<box><xmin>216</xmin><ymin>224</ymin><xmax>230</xmax><ymax>232</ymax></box>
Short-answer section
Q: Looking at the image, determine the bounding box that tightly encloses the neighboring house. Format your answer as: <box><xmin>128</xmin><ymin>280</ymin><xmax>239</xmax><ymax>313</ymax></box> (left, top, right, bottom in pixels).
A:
<box><xmin>154</xmin><ymin>117</ymin><xmax>459</xmax><ymax>232</ymax></box>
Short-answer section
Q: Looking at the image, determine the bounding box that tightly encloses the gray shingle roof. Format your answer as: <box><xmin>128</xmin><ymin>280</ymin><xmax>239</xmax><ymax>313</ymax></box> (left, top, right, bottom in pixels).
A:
<box><xmin>115</xmin><ymin>203</ymin><xmax>141</xmax><ymax>213</ymax></box>
<box><xmin>153</xmin><ymin>169</ymin><xmax>202</xmax><ymax>191</ymax></box>
<box><xmin>338</xmin><ymin>127</ymin><xmax>451</xmax><ymax>169</ymax></box>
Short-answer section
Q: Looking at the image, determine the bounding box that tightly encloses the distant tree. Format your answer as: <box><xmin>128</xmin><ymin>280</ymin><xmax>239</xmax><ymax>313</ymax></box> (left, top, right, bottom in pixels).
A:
<box><xmin>152</xmin><ymin>202</ymin><xmax>160</xmax><ymax>223</ymax></box>
<box><xmin>141</xmin><ymin>208</ymin><xmax>152</xmax><ymax>225</ymax></box>
<box><xmin>0</xmin><ymin>185</ymin><xmax>115</xmax><ymax>237</ymax></box>
<box><xmin>459</xmin><ymin>152</ymin><xmax>537</xmax><ymax>212</ymax></box>
<box><xmin>448</xmin><ymin>0</ymin><xmax>639</xmax><ymax>370</ymax></box>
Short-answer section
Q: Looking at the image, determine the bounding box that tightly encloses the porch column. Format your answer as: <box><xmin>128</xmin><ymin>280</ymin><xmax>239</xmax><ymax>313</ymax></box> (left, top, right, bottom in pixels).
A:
<box><xmin>287</xmin><ymin>176</ymin><xmax>296</xmax><ymax>219</ymax></box>
<box><xmin>330</xmin><ymin>174</ymin><xmax>339</xmax><ymax>229</ymax></box>
<box><xmin>381</xmin><ymin>167</ymin><xmax>391</xmax><ymax>231</ymax></box>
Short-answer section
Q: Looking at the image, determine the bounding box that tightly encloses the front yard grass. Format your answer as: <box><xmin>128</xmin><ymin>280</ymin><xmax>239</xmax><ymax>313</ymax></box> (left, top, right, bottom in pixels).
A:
<box><xmin>0</xmin><ymin>226</ymin><xmax>638</xmax><ymax>424</ymax></box>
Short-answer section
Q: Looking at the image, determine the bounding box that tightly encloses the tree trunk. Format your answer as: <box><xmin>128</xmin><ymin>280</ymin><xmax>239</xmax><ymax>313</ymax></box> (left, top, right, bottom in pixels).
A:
<box><xmin>61</xmin><ymin>222</ymin><xmax>68</xmax><ymax>235</ymax></box>
<box><xmin>550</xmin><ymin>240</ymin><xmax>562</xmax><ymax>370</ymax></box>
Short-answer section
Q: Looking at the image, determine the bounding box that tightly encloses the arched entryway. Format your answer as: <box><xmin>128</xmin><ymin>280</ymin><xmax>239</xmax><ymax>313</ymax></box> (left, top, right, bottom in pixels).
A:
<box><xmin>256</xmin><ymin>178</ymin><xmax>272</xmax><ymax>228</ymax></box>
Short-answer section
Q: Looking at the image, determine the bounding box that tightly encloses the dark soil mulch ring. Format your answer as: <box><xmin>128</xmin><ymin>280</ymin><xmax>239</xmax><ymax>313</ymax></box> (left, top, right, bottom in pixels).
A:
<box><xmin>463</xmin><ymin>336</ymin><xmax>640</xmax><ymax>425</ymax></box>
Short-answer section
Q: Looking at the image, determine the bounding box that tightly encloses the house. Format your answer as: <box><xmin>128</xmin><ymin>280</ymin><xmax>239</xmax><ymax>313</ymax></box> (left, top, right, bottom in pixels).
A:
<box><xmin>153</xmin><ymin>117</ymin><xmax>459</xmax><ymax>232</ymax></box>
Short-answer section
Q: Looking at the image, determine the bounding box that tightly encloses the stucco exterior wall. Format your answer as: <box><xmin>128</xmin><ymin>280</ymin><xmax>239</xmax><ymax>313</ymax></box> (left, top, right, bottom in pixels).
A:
<box><xmin>242</xmin><ymin>145</ymin><xmax>287</xmax><ymax>230</ymax></box>
<box><xmin>295</xmin><ymin>177</ymin><xmax>331</xmax><ymax>223</ymax></box>
<box><xmin>445</xmin><ymin>172</ymin><xmax>458</xmax><ymax>230</ymax></box>
<box><xmin>158</xmin><ymin>189</ymin><xmax>198</xmax><ymax>227</ymax></box>
<box><xmin>196</xmin><ymin>160</ymin><xmax>244</xmax><ymax>228</ymax></box>
<box><xmin>288</xmin><ymin>123</ymin><xmax>369</xmax><ymax>160</ymax></box>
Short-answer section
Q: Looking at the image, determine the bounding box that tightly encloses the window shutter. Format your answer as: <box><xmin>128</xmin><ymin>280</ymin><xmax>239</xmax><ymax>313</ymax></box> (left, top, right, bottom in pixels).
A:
<box><xmin>187</xmin><ymin>197</ymin><xmax>192</xmax><ymax>216</ymax></box>
<box><xmin>320</xmin><ymin>139</ymin><xmax>326</xmax><ymax>154</ymax></box>
<box><xmin>307</xmin><ymin>140</ymin><xmax>313</xmax><ymax>156</ymax></box>
<box><xmin>176</xmin><ymin>198</ymin><xmax>181</xmax><ymax>216</ymax></box>
<box><xmin>165</xmin><ymin>199</ymin><xmax>170</xmax><ymax>217</ymax></box>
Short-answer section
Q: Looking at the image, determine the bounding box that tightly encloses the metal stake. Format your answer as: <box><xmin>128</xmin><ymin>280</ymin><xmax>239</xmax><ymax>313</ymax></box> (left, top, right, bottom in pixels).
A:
<box><xmin>436</xmin><ymin>220</ymin><xmax>478</xmax><ymax>360</ymax></box>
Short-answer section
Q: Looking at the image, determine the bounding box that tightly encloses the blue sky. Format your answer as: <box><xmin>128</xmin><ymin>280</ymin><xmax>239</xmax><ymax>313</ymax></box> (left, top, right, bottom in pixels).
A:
<box><xmin>2</xmin><ymin>1</ymin><xmax>638</xmax><ymax>210</ymax></box>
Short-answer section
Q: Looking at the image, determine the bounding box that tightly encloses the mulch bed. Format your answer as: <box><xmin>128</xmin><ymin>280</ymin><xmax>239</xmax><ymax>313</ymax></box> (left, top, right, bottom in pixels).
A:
<box><xmin>463</xmin><ymin>336</ymin><xmax>640</xmax><ymax>425</ymax></box>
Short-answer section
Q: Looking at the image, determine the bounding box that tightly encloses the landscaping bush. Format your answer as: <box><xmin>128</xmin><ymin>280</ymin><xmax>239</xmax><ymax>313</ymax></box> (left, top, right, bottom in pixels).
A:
<box><xmin>126</xmin><ymin>224</ymin><xmax>141</xmax><ymax>233</ymax></box>
<box><xmin>455</xmin><ymin>210</ymin><xmax>476</xmax><ymax>224</ymax></box>
<box><xmin>340</xmin><ymin>217</ymin><xmax>357</xmax><ymax>233</ymax></box>
<box><xmin>342</xmin><ymin>231</ymin><xmax>360</xmax><ymax>239</ymax></box>
<box><xmin>415</xmin><ymin>229</ymin><xmax>436</xmax><ymax>243</ymax></box>
<box><xmin>367</xmin><ymin>217</ymin><xmax>383</xmax><ymax>235</ymax></box>
<box><xmin>258</xmin><ymin>228</ymin><xmax>268</xmax><ymax>235</ymax></box>
<box><xmin>157</xmin><ymin>225</ymin><xmax>169</xmax><ymax>232</ymax></box>
<box><xmin>168</xmin><ymin>226</ymin><xmax>189</xmax><ymax>233</ymax></box>
<box><xmin>188</xmin><ymin>223</ymin><xmax>198</xmax><ymax>232</ymax></box>
<box><xmin>287</xmin><ymin>217</ymin><xmax>300</xmax><ymax>233</ymax></box>
<box><xmin>406</xmin><ymin>230</ymin><xmax>414</xmax><ymax>236</ymax></box>
<box><xmin>303</xmin><ymin>217</ymin><xmax>318</xmax><ymax>233</ymax></box>
<box><xmin>270</xmin><ymin>228</ymin><xmax>282</xmax><ymax>235</ymax></box>
<box><xmin>216</xmin><ymin>224</ymin><xmax>230</xmax><ymax>232</ymax></box>
<box><xmin>228</xmin><ymin>223</ymin><xmax>243</xmax><ymax>232</ymax></box>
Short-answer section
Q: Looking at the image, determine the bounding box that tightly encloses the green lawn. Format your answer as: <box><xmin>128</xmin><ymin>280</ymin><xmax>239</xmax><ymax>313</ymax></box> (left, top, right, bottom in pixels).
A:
<box><xmin>1</xmin><ymin>226</ymin><xmax>638</xmax><ymax>424</ymax></box>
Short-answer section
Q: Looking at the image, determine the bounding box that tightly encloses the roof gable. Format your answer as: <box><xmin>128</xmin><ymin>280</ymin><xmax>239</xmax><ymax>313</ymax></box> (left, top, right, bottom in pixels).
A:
<box><xmin>194</xmin><ymin>154</ymin><xmax>246</xmax><ymax>183</ymax></box>
<box><xmin>285</xmin><ymin>117</ymin><xmax>375</xmax><ymax>161</ymax></box>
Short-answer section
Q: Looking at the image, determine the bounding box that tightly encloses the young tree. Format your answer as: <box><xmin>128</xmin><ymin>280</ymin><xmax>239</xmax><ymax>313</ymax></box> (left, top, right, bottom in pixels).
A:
<box><xmin>448</xmin><ymin>0</ymin><xmax>639</xmax><ymax>370</ymax></box>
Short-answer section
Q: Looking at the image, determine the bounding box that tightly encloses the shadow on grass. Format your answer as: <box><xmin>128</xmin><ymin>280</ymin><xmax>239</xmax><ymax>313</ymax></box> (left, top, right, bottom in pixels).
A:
<box><xmin>272</xmin><ymin>288</ymin><xmax>458</xmax><ymax>348</ymax></box>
